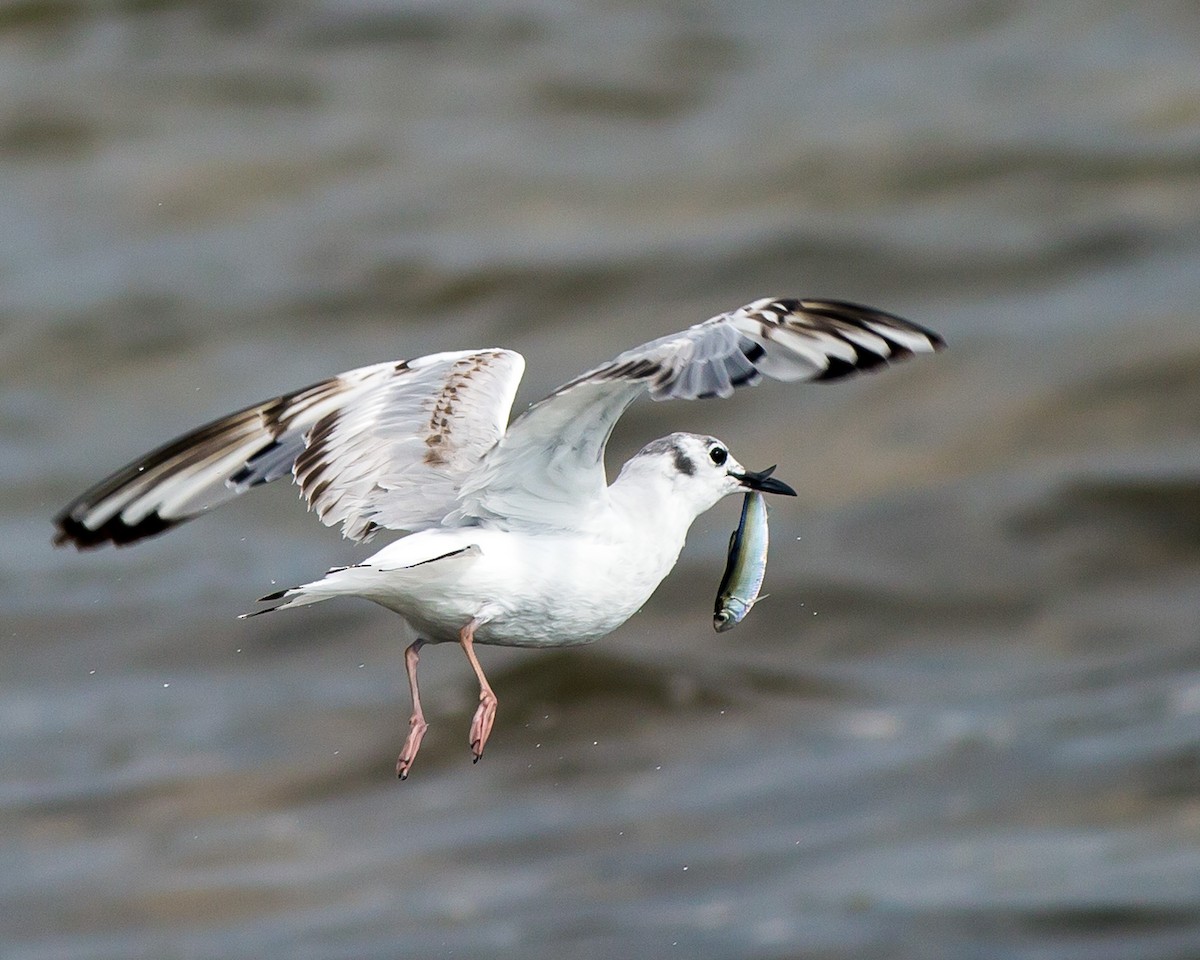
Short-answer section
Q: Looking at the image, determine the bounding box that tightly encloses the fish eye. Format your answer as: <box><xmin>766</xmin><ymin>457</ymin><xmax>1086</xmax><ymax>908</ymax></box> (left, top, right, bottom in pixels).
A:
<box><xmin>709</xmin><ymin>445</ymin><xmax>727</xmax><ymax>466</ymax></box>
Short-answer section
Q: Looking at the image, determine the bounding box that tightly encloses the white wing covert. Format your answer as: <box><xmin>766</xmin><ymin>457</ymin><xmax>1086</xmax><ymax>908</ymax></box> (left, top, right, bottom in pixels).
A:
<box><xmin>458</xmin><ymin>298</ymin><xmax>943</xmax><ymax>528</ymax></box>
<box><xmin>54</xmin><ymin>349</ymin><xmax>525</xmax><ymax>548</ymax></box>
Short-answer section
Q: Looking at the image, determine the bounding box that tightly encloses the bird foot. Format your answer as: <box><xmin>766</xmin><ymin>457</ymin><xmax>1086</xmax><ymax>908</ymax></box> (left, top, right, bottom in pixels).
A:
<box><xmin>469</xmin><ymin>691</ymin><xmax>497</xmax><ymax>762</ymax></box>
<box><xmin>396</xmin><ymin>716</ymin><xmax>428</xmax><ymax>780</ymax></box>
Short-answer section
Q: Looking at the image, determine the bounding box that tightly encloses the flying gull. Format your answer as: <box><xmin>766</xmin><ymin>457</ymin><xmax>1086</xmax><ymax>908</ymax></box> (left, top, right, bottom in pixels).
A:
<box><xmin>54</xmin><ymin>297</ymin><xmax>944</xmax><ymax>777</ymax></box>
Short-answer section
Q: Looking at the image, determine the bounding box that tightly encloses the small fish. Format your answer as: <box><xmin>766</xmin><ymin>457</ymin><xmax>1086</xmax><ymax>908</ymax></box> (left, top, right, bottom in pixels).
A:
<box><xmin>713</xmin><ymin>488</ymin><xmax>770</xmax><ymax>632</ymax></box>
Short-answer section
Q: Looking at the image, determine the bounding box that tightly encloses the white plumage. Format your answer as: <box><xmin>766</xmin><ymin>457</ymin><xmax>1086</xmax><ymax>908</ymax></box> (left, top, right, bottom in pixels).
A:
<box><xmin>54</xmin><ymin>296</ymin><xmax>943</xmax><ymax>777</ymax></box>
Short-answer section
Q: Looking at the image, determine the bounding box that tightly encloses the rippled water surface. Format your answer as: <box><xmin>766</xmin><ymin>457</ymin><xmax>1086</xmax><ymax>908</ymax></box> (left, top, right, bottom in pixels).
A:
<box><xmin>4</xmin><ymin>1</ymin><xmax>1200</xmax><ymax>958</ymax></box>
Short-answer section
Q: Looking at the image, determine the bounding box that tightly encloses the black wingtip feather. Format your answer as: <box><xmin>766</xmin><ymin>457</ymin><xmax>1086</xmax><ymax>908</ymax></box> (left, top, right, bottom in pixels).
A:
<box><xmin>808</xmin><ymin>298</ymin><xmax>946</xmax><ymax>351</ymax></box>
<box><xmin>814</xmin><ymin>355</ymin><xmax>862</xmax><ymax>382</ymax></box>
<box><xmin>52</xmin><ymin>510</ymin><xmax>182</xmax><ymax>550</ymax></box>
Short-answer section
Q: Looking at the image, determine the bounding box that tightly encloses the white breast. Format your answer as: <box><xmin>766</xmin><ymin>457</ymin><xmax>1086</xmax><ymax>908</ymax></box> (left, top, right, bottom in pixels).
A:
<box><xmin>358</xmin><ymin>514</ymin><xmax>689</xmax><ymax>648</ymax></box>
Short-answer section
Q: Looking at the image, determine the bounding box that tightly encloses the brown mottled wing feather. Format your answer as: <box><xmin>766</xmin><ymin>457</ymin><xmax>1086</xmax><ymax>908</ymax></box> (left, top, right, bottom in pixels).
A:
<box><xmin>54</xmin><ymin>349</ymin><xmax>525</xmax><ymax>548</ymax></box>
<box><xmin>293</xmin><ymin>349</ymin><xmax>524</xmax><ymax>540</ymax></box>
<box><xmin>457</xmin><ymin>298</ymin><xmax>943</xmax><ymax>529</ymax></box>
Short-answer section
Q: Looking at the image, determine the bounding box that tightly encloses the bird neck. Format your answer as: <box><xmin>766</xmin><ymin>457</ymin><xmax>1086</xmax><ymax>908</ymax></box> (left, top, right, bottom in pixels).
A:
<box><xmin>607</xmin><ymin>466</ymin><xmax>704</xmax><ymax>554</ymax></box>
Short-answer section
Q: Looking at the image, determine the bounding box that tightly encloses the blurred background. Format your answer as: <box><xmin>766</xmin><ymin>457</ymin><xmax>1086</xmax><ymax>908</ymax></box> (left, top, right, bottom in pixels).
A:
<box><xmin>3</xmin><ymin>1</ymin><xmax>1200</xmax><ymax>957</ymax></box>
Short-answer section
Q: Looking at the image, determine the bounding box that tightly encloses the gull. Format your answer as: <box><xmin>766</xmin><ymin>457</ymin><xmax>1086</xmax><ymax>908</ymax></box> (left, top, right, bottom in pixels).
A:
<box><xmin>54</xmin><ymin>297</ymin><xmax>944</xmax><ymax>777</ymax></box>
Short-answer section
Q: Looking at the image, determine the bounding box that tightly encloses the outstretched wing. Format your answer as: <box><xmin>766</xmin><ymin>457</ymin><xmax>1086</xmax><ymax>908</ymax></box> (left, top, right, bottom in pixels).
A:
<box><xmin>54</xmin><ymin>349</ymin><xmax>525</xmax><ymax>548</ymax></box>
<box><xmin>457</xmin><ymin>298</ymin><xmax>943</xmax><ymax>528</ymax></box>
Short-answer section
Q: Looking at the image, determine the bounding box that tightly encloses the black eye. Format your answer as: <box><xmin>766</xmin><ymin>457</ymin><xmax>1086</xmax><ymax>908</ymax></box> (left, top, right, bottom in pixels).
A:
<box><xmin>709</xmin><ymin>446</ymin><xmax>727</xmax><ymax>466</ymax></box>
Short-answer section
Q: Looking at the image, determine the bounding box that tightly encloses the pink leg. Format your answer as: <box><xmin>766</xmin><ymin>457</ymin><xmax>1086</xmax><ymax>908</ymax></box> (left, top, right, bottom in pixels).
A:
<box><xmin>459</xmin><ymin>620</ymin><xmax>497</xmax><ymax>762</ymax></box>
<box><xmin>396</xmin><ymin>639</ymin><xmax>428</xmax><ymax>780</ymax></box>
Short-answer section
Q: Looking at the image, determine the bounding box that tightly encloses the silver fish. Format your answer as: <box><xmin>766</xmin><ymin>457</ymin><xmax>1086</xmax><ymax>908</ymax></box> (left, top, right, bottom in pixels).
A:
<box><xmin>713</xmin><ymin>489</ymin><xmax>769</xmax><ymax>632</ymax></box>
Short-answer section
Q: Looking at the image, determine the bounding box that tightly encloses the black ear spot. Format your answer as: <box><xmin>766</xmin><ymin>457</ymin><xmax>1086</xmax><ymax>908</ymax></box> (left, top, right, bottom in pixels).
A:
<box><xmin>673</xmin><ymin>449</ymin><xmax>696</xmax><ymax>477</ymax></box>
<box><xmin>709</xmin><ymin>446</ymin><xmax>728</xmax><ymax>466</ymax></box>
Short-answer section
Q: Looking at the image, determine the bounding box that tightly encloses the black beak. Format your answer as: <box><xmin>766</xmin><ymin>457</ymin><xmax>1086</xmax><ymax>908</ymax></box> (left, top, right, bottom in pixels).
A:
<box><xmin>732</xmin><ymin>465</ymin><xmax>797</xmax><ymax>497</ymax></box>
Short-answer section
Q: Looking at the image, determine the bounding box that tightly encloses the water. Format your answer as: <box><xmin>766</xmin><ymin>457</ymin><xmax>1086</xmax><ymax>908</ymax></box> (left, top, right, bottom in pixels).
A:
<box><xmin>3</xmin><ymin>1</ymin><xmax>1200</xmax><ymax>957</ymax></box>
